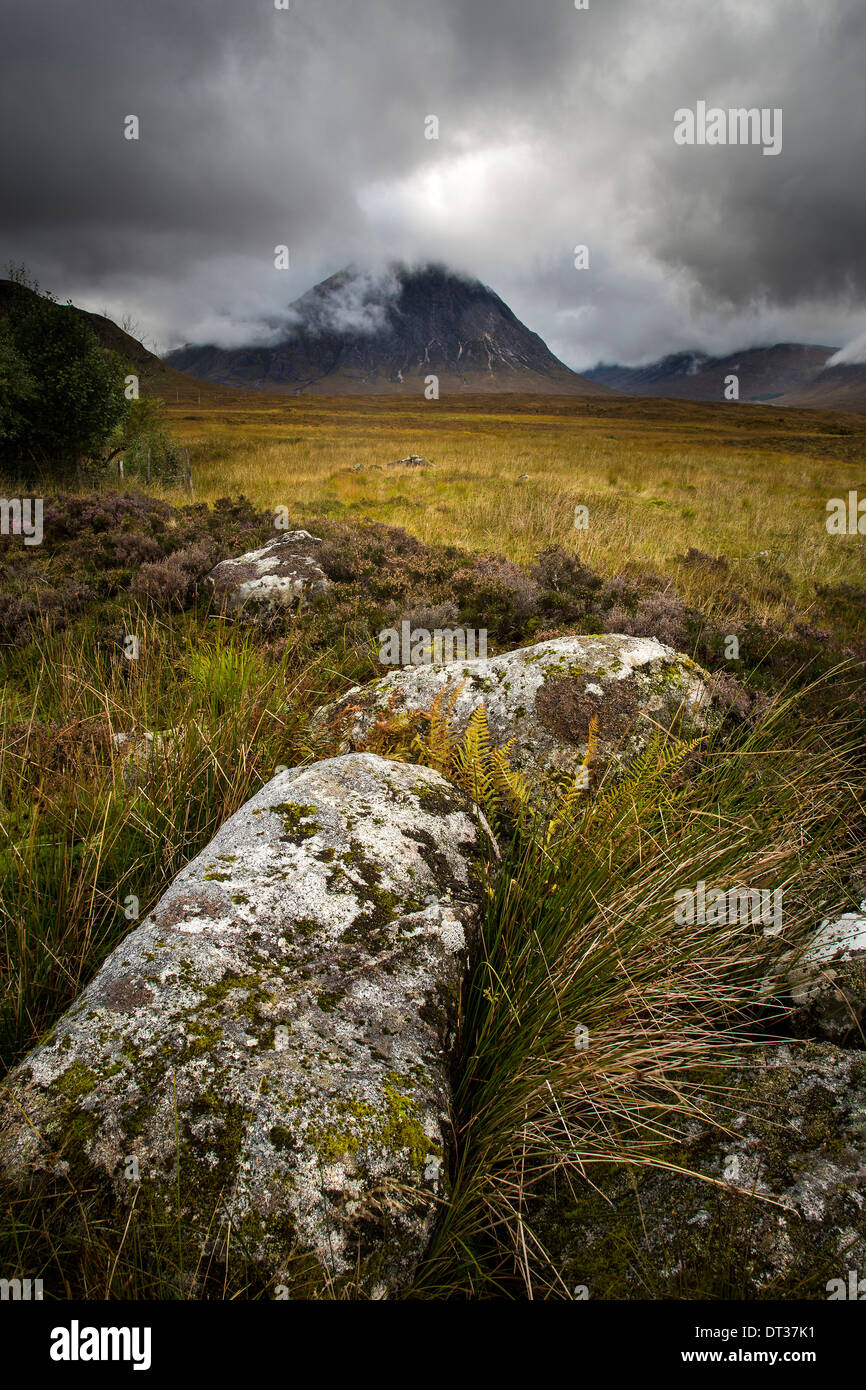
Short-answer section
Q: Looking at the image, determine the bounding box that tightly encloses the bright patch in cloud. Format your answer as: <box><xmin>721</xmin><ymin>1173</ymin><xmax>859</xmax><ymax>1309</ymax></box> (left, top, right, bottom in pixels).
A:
<box><xmin>358</xmin><ymin>143</ymin><xmax>538</xmax><ymax>243</ymax></box>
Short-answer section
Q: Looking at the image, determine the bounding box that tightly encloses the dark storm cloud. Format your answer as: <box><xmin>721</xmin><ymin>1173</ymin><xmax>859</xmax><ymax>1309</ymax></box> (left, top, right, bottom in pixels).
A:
<box><xmin>1</xmin><ymin>0</ymin><xmax>864</xmax><ymax>365</ymax></box>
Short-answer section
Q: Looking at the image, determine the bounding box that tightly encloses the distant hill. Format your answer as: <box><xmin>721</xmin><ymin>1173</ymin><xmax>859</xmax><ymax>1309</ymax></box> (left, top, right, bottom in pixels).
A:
<box><xmin>8</xmin><ymin>273</ymin><xmax>863</xmax><ymax>413</ymax></box>
<box><xmin>586</xmin><ymin>343</ymin><xmax>838</xmax><ymax>404</ymax></box>
<box><xmin>0</xmin><ymin>279</ymin><xmax>214</xmax><ymax>403</ymax></box>
<box><xmin>777</xmin><ymin>361</ymin><xmax>866</xmax><ymax>413</ymax></box>
<box><xmin>166</xmin><ymin>263</ymin><xmax>615</xmax><ymax>396</ymax></box>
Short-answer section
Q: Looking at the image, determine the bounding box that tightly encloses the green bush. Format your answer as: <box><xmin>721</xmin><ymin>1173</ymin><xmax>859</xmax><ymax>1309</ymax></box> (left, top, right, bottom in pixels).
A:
<box><xmin>113</xmin><ymin>397</ymin><xmax>186</xmax><ymax>486</ymax></box>
<box><xmin>0</xmin><ymin>278</ymin><xmax>128</xmax><ymax>482</ymax></box>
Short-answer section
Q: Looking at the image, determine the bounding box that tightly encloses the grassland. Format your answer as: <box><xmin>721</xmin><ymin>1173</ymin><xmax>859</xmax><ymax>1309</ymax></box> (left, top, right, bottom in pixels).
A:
<box><xmin>164</xmin><ymin>390</ymin><xmax>866</xmax><ymax>639</ymax></box>
<box><xmin>1</xmin><ymin>387</ymin><xmax>864</xmax><ymax>1298</ymax></box>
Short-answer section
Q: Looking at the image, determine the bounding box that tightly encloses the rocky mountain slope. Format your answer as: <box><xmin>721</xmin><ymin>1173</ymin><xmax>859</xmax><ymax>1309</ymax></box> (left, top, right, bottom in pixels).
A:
<box><xmin>777</xmin><ymin>360</ymin><xmax>866</xmax><ymax>412</ymax></box>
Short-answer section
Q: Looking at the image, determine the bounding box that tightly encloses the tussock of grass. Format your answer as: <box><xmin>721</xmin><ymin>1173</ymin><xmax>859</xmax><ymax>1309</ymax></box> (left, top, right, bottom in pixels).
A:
<box><xmin>411</xmin><ymin>683</ymin><xmax>864</xmax><ymax>1297</ymax></box>
<box><xmin>0</xmin><ymin>607</ymin><xmax>343</xmax><ymax>1069</ymax></box>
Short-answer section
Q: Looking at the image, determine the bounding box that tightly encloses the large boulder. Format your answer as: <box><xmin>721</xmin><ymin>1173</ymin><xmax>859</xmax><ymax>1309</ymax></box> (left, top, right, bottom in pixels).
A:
<box><xmin>536</xmin><ymin>1041</ymin><xmax>866</xmax><ymax>1299</ymax></box>
<box><xmin>0</xmin><ymin>754</ymin><xmax>497</xmax><ymax>1296</ymax></box>
<box><xmin>311</xmin><ymin>634</ymin><xmax>714</xmax><ymax>785</ymax></box>
<box><xmin>206</xmin><ymin>531</ymin><xmax>330</xmax><ymax>616</ymax></box>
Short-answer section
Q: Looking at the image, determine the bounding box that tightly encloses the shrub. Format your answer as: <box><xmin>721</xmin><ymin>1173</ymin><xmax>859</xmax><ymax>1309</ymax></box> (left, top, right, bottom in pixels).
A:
<box><xmin>603</xmin><ymin>589</ymin><xmax>689</xmax><ymax>649</ymax></box>
<box><xmin>451</xmin><ymin>557</ymin><xmax>541</xmax><ymax>639</ymax></box>
<box><xmin>0</xmin><ymin>279</ymin><xmax>128</xmax><ymax>481</ymax></box>
<box><xmin>531</xmin><ymin>546</ymin><xmax>601</xmax><ymax>597</ymax></box>
<box><xmin>131</xmin><ymin>540</ymin><xmax>218</xmax><ymax>611</ymax></box>
<box><xmin>111</xmin><ymin>397</ymin><xmax>186</xmax><ymax>486</ymax></box>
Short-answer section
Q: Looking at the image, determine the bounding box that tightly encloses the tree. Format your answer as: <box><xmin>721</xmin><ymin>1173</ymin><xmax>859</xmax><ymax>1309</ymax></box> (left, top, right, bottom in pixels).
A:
<box><xmin>0</xmin><ymin>279</ymin><xmax>129</xmax><ymax>481</ymax></box>
<box><xmin>0</xmin><ymin>329</ymin><xmax>37</xmax><ymax>448</ymax></box>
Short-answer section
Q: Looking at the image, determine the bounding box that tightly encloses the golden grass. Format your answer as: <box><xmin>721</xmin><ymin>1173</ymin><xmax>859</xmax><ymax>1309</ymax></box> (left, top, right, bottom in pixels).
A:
<box><xmin>158</xmin><ymin>390</ymin><xmax>866</xmax><ymax>633</ymax></box>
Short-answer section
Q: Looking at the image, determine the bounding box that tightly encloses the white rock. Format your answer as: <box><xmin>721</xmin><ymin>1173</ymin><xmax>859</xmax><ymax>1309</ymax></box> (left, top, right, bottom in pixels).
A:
<box><xmin>803</xmin><ymin>907</ymin><xmax>866</xmax><ymax>968</ymax></box>
<box><xmin>784</xmin><ymin>901</ymin><xmax>866</xmax><ymax>1043</ymax></box>
<box><xmin>311</xmin><ymin>633</ymin><xmax>714</xmax><ymax>785</ymax></box>
<box><xmin>0</xmin><ymin>754</ymin><xmax>497</xmax><ymax>1295</ymax></box>
<box><xmin>206</xmin><ymin>532</ymin><xmax>330</xmax><ymax>617</ymax></box>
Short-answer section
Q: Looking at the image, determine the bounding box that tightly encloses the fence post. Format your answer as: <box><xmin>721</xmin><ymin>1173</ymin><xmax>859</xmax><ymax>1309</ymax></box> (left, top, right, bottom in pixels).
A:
<box><xmin>184</xmin><ymin>447</ymin><xmax>193</xmax><ymax>495</ymax></box>
<box><xmin>146</xmin><ymin>446</ymin><xmax>151</xmax><ymax>485</ymax></box>
<box><xmin>118</xmin><ymin>457</ymin><xmax>124</xmax><ymax>480</ymax></box>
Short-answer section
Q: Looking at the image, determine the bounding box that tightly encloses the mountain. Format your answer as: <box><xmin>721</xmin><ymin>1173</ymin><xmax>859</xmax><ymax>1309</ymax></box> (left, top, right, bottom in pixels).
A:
<box><xmin>777</xmin><ymin>361</ymin><xmax>866</xmax><ymax>412</ymax></box>
<box><xmin>586</xmin><ymin>344</ymin><xmax>837</xmax><ymax>404</ymax></box>
<box><xmin>0</xmin><ymin>279</ymin><xmax>214</xmax><ymax>402</ymax></box>
<box><xmin>166</xmin><ymin>264</ymin><xmax>613</xmax><ymax>396</ymax></box>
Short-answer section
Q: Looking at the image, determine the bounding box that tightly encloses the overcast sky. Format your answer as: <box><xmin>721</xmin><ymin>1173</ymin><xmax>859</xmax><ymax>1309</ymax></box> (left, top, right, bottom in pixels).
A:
<box><xmin>2</xmin><ymin>0</ymin><xmax>865</xmax><ymax>369</ymax></box>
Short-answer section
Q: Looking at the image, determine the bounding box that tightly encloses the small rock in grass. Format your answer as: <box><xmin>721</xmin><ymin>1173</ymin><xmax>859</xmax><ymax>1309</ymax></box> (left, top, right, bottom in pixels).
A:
<box><xmin>206</xmin><ymin>532</ymin><xmax>330</xmax><ymax>617</ymax></box>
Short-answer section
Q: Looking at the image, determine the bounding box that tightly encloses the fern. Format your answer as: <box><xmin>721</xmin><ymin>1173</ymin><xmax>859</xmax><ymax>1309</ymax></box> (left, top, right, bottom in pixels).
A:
<box><xmin>552</xmin><ymin>730</ymin><xmax>701</xmax><ymax>868</ymax></box>
<box><xmin>411</xmin><ymin>693</ymin><xmax>530</xmax><ymax>835</ymax></box>
<box><xmin>364</xmin><ymin>683</ymin><xmax>697</xmax><ymax>853</ymax></box>
<box><xmin>544</xmin><ymin>714</ymin><xmax>598</xmax><ymax>841</ymax></box>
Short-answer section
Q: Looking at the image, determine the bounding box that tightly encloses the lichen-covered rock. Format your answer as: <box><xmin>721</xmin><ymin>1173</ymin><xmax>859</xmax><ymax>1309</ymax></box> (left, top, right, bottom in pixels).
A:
<box><xmin>536</xmin><ymin>1042</ymin><xmax>866</xmax><ymax>1299</ymax></box>
<box><xmin>206</xmin><ymin>531</ymin><xmax>330</xmax><ymax>616</ymax></box>
<box><xmin>311</xmin><ymin>634</ymin><xmax>714</xmax><ymax>785</ymax></box>
<box><xmin>0</xmin><ymin>754</ymin><xmax>496</xmax><ymax>1296</ymax></box>
<box><xmin>786</xmin><ymin>904</ymin><xmax>866</xmax><ymax>1045</ymax></box>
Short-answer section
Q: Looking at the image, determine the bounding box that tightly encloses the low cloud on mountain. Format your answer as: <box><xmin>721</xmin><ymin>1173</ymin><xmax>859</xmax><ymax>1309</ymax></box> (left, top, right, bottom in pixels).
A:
<box><xmin>828</xmin><ymin>332</ymin><xmax>866</xmax><ymax>367</ymax></box>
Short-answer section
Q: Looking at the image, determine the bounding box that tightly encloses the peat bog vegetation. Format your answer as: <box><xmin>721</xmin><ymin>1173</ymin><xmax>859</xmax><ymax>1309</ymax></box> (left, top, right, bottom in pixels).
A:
<box><xmin>0</xmin><ymin>388</ymin><xmax>864</xmax><ymax>1299</ymax></box>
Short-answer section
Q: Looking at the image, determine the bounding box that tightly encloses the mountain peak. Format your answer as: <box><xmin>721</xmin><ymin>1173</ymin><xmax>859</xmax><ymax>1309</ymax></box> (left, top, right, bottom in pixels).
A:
<box><xmin>166</xmin><ymin>264</ymin><xmax>611</xmax><ymax>397</ymax></box>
